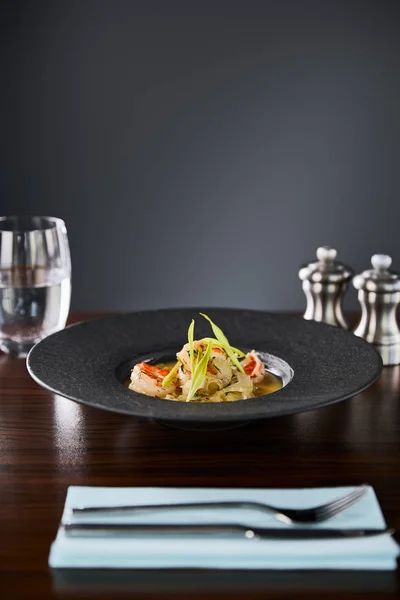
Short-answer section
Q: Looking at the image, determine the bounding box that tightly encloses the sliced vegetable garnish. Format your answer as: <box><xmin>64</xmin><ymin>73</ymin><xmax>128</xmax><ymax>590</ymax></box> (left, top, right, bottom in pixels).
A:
<box><xmin>188</xmin><ymin>319</ymin><xmax>195</xmax><ymax>375</ymax></box>
<box><xmin>186</xmin><ymin>340</ymin><xmax>212</xmax><ymax>402</ymax></box>
<box><xmin>162</xmin><ymin>361</ymin><xmax>180</xmax><ymax>388</ymax></box>
<box><xmin>200</xmin><ymin>314</ymin><xmax>245</xmax><ymax>373</ymax></box>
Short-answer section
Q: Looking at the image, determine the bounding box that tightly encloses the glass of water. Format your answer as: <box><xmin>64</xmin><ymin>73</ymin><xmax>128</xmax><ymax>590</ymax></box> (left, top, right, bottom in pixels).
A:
<box><xmin>0</xmin><ymin>216</ymin><xmax>71</xmax><ymax>357</ymax></box>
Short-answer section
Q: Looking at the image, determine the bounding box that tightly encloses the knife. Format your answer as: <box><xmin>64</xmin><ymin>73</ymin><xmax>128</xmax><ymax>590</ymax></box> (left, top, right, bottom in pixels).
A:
<box><xmin>62</xmin><ymin>523</ymin><xmax>395</xmax><ymax>540</ymax></box>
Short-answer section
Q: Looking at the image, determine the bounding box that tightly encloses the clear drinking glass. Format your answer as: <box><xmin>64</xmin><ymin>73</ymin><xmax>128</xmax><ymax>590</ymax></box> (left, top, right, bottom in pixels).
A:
<box><xmin>0</xmin><ymin>216</ymin><xmax>71</xmax><ymax>357</ymax></box>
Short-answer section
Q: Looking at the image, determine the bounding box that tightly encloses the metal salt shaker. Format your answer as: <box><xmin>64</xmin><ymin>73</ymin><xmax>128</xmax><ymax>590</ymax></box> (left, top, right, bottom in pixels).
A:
<box><xmin>353</xmin><ymin>254</ymin><xmax>400</xmax><ymax>366</ymax></box>
<box><xmin>299</xmin><ymin>246</ymin><xmax>353</xmax><ymax>329</ymax></box>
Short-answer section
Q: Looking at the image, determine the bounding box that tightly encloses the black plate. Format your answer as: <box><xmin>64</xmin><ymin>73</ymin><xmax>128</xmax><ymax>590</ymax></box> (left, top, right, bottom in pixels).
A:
<box><xmin>26</xmin><ymin>308</ymin><xmax>382</xmax><ymax>428</ymax></box>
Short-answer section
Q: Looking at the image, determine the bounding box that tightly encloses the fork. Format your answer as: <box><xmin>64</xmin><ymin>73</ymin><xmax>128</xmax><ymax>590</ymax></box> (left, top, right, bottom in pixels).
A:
<box><xmin>72</xmin><ymin>486</ymin><xmax>367</xmax><ymax>525</ymax></box>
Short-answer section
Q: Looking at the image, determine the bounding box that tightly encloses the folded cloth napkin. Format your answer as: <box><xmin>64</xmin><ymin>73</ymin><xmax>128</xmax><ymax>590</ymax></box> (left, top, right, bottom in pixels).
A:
<box><xmin>49</xmin><ymin>486</ymin><xmax>399</xmax><ymax>570</ymax></box>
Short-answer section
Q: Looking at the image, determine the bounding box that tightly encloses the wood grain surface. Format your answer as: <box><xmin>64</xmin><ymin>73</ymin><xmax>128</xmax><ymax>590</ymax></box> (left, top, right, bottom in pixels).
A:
<box><xmin>0</xmin><ymin>312</ymin><xmax>399</xmax><ymax>599</ymax></box>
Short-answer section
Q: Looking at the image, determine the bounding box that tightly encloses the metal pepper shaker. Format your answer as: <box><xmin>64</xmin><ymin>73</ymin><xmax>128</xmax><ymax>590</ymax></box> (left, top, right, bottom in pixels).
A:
<box><xmin>353</xmin><ymin>254</ymin><xmax>400</xmax><ymax>366</ymax></box>
<box><xmin>298</xmin><ymin>246</ymin><xmax>353</xmax><ymax>329</ymax></box>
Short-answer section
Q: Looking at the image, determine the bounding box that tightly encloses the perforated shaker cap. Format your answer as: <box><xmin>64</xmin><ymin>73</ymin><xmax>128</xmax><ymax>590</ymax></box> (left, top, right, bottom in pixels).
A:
<box><xmin>353</xmin><ymin>254</ymin><xmax>400</xmax><ymax>293</ymax></box>
<box><xmin>298</xmin><ymin>246</ymin><xmax>353</xmax><ymax>284</ymax></box>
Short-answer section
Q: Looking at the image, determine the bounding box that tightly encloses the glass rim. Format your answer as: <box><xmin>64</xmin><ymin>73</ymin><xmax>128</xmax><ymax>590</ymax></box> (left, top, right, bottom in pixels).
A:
<box><xmin>0</xmin><ymin>216</ymin><xmax>66</xmax><ymax>233</ymax></box>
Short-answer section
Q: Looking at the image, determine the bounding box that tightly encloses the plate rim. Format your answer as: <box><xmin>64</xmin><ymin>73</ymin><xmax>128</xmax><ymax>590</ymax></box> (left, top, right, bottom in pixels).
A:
<box><xmin>26</xmin><ymin>308</ymin><xmax>383</xmax><ymax>422</ymax></box>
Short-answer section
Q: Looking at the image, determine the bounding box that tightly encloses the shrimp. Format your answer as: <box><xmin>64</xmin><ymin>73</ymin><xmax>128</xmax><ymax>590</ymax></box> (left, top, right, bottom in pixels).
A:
<box><xmin>176</xmin><ymin>340</ymin><xmax>233</xmax><ymax>391</ymax></box>
<box><xmin>241</xmin><ymin>350</ymin><xmax>265</xmax><ymax>383</ymax></box>
<box><xmin>129</xmin><ymin>362</ymin><xmax>178</xmax><ymax>398</ymax></box>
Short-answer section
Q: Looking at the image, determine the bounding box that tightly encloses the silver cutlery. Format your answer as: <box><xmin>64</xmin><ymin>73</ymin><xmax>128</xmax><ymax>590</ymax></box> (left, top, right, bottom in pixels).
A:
<box><xmin>62</xmin><ymin>523</ymin><xmax>394</xmax><ymax>540</ymax></box>
<box><xmin>72</xmin><ymin>486</ymin><xmax>367</xmax><ymax>525</ymax></box>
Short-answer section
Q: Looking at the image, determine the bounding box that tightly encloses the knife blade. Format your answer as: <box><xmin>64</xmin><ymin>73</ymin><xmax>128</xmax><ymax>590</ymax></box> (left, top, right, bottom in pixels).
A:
<box><xmin>62</xmin><ymin>522</ymin><xmax>395</xmax><ymax>540</ymax></box>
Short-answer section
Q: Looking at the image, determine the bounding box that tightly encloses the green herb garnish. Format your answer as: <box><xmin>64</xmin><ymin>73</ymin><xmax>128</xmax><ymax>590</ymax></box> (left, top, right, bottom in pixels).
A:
<box><xmin>186</xmin><ymin>340</ymin><xmax>212</xmax><ymax>402</ymax></box>
<box><xmin>162</xmin><ymin>361</ymin><xmax>180</xmax><ymax>388</ymax></box>
<box><xmin>200</xmin><ymin>314</ymin><xmax>245</xmax><ymax>373</ymax></box>
<box><xmin>188</xmin><ymin>319</ymin><xmax>195</xmax><ymax>374</ymax></box>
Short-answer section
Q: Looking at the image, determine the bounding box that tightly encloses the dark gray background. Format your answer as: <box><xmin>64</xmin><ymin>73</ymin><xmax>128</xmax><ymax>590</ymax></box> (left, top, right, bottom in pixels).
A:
<box><xmin>1</xmin><ymin>0</ymin><xmax>399</xmax><ymax>311</ymax></box>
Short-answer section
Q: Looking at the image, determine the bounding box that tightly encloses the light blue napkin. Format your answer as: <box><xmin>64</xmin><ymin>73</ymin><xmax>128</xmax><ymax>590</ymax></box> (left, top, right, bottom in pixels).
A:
<box><xmin>49</xmin><ymin>486</ymin><xmax>399</xmax><ymax>570</ymax></box>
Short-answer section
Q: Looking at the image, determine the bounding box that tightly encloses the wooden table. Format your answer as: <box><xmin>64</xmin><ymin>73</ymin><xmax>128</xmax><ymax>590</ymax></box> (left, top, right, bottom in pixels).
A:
<box><xmin>1</xmin><ymin>312</ymin><xmax>399</xmax><ymax>599</ymax></box>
